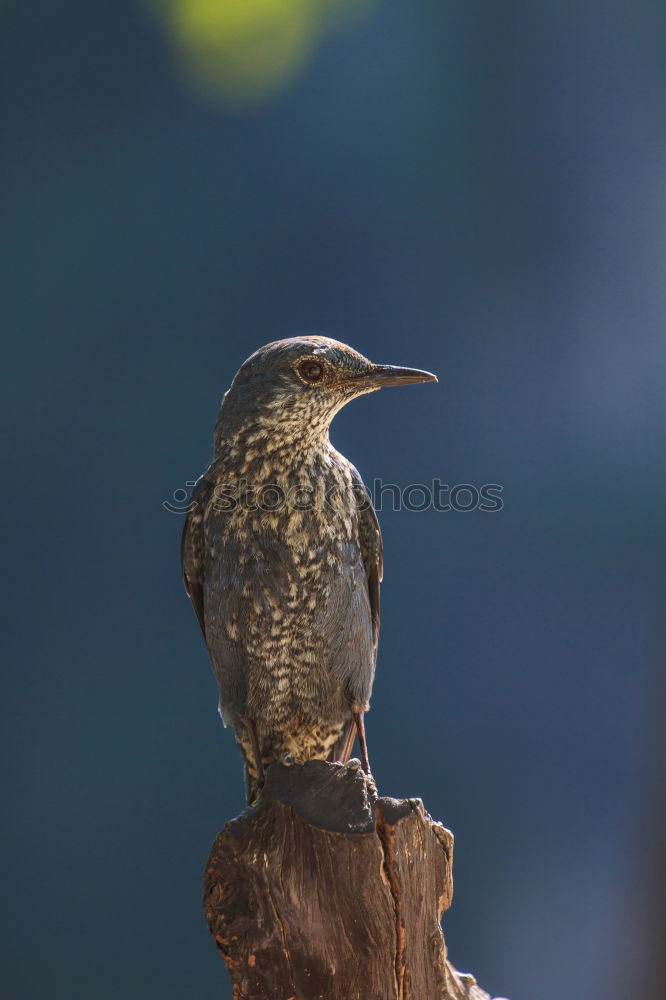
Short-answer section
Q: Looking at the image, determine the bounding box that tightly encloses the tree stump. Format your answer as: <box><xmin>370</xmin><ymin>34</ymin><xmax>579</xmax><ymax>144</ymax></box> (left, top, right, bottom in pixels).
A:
<box><xmin>203</xmin><ymin>759</ymin><xmax>504</xmax><ymax>1000</ymax></box>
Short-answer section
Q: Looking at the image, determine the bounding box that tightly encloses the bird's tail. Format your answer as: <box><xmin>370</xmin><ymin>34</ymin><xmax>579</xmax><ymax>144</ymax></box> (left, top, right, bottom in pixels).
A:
<box><xmin>244</xmin><ymin>764</ymin><xmax>263</xmax><ymax>804</ymax></box>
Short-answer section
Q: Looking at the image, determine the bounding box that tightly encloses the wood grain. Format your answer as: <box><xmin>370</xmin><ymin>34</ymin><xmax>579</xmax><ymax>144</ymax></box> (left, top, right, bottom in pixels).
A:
<box><xmin>203</xmin><ymin>760</ymin><xmax>504</xmax><ymax>1000</ymax></box>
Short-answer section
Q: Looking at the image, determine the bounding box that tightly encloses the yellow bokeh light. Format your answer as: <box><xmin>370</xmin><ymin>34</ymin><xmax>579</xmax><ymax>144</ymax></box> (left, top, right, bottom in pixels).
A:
<box><xmin>145</xmin><ymin>0</ymin><xmax>375</xmax><ymax>105</ymax></box>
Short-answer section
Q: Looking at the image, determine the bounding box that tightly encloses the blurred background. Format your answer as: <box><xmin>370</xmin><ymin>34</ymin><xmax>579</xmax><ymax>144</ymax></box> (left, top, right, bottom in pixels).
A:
<box><xmin>2</xmin><ymin>1</ymin><xmax>665</xmax><ymax>997</ymax></box>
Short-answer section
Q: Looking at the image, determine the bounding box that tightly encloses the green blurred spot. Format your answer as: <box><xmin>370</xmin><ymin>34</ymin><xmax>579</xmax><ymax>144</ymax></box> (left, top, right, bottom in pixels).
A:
<box><xmin>146</xmin><ymin>0</ymin><xmax>375</xmax><ymax>105</ymax></box>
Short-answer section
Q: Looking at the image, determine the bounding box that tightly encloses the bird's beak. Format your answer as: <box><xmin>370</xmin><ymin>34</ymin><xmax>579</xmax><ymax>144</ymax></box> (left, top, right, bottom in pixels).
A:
<box><xmin>363</xmin><ymin>364</ymin><xmax>438</xmax><ymax>388</ymax></box>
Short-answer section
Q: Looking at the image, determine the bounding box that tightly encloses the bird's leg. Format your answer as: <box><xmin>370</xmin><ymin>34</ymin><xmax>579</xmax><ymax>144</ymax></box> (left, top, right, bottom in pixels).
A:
<box><xmin>353</xmin><ymin>711</ymin><xmax>371</xmax><ymax>775</ymax></box>
<box><xmin>336</xmin><ymin>719</ymin><xmax>356</xmax><ymax>764</ymax></box>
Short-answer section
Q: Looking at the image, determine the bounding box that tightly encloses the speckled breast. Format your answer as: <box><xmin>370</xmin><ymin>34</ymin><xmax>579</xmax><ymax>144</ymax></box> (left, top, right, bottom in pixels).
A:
<box><xmin>201</xmin><ymin>455</ymin><xmax>374</xmax><ymax>741</ymax></box>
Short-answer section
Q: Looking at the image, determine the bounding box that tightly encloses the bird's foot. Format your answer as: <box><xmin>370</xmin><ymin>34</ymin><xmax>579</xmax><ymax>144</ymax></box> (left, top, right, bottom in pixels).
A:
<box><xmin>364</xmin><ymin>770</ymin><xmax>378</xmax><ymax>801</ymax></box>
<box><xmin>346</xmin><ymin>757</ymin><xmax>378</xmax><ymax>800</ymax></box>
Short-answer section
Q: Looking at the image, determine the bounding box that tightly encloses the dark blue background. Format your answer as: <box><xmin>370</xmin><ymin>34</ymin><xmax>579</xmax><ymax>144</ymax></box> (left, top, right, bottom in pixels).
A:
<box><xmin>2</xmin><ymin>2</ymin><xmax>664</xmax><ymax>997</ymax></box>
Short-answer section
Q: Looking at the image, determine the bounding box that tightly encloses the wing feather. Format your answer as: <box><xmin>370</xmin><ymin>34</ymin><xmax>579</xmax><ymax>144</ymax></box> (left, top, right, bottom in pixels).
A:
<box><xmin>180</xmin><ymin>474</ymin><xmax>212</xmax><ymax>641</ymax></box>
<box><xmin>349</xmin><ymin>465</ymin><xmax>383</xmax><ymax>654</ymax></box>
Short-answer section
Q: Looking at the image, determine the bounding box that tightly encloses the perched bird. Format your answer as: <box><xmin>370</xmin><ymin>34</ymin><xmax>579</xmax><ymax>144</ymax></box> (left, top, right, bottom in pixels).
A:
<box><xmin>181</xmin><ymin>336</ymin><xmax>436</xmax><ymax>799</ymax></box>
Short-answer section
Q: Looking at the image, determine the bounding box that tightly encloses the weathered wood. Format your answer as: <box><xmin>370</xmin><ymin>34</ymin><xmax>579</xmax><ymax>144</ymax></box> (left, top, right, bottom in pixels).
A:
<box><xmin>203</xmin><ymin>760</ymin><xmax>503</xmax><ymax>1000</ymax></box>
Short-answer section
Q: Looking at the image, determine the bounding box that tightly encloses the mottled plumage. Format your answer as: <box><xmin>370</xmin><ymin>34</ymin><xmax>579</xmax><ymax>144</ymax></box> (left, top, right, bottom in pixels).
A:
<box><xmin>181</xmin><ymin>336</ymin><xmax>436</xmax><ymax>798</ymax></box>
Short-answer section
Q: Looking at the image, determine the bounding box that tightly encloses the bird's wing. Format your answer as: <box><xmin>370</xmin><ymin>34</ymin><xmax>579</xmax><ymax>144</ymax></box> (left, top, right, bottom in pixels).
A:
<box><xmin>350</xmin><ymin>465</ymin><xmax>383</xmax><ymax>654</ymax></box>
<box><xmin>181</xmin><ymin>473</ymin><xmax>249</xmax><ymax>729</ymax></box>
<box><xmin>180</xmin><ymin>473</ymin><xmax>213</xmax><ymax>640</ymax></box>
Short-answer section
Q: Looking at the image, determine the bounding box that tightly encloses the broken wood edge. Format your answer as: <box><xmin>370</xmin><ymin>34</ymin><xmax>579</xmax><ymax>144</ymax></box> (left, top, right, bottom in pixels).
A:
<box><xmin>203</xmin><ymin>761</ymin><xmax>507</xmax><ymax>1000</ymax></box>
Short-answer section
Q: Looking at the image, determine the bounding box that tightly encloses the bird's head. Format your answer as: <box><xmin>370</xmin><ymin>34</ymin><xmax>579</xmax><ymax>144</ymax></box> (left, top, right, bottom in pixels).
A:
<box><xmin>215</xmin><ymin>336</ymin><xmax>437</xmax><ymax>453</ymax></box>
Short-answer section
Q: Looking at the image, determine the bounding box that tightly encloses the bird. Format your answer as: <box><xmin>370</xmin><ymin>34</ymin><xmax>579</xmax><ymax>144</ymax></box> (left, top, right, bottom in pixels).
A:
<box><xmin>181</xmin><ymin>336</ymin><xmax>437</xmax><ymax>800</ymax></box>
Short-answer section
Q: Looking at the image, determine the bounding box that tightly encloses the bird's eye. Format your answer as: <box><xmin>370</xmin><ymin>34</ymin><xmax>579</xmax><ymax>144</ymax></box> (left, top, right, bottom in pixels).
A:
<box><xmin>298</xmin><ymin>360</ymin><xmax>324</xmax><ymax>383</ymax></box>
